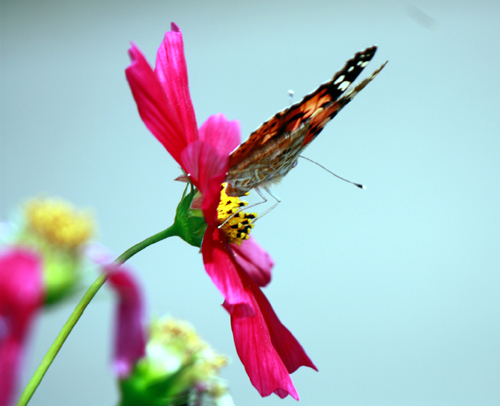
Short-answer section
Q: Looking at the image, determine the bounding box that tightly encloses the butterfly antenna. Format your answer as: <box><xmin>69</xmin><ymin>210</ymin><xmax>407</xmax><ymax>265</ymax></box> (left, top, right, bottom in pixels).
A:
<box><xmin>288</xmin><ymin>89</ymin><xmax>294</xmax><ymax>105</ymax></box>
<box><xmin>299</xmin><ymin>156</ymin><xmax>365</xmax><ymax>189</ymax></box>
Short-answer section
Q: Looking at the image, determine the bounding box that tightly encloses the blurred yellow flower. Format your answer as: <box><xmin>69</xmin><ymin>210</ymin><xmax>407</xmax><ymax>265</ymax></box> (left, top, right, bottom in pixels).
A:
<box><xmin>24</xmin><ymin>198</ymin><xmax>94</xmax><ymax>250</ymax></box>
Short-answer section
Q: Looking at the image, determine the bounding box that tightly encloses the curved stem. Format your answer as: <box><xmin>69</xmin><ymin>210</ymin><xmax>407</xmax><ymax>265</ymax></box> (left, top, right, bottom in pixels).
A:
<box><xmin>16</xmin><ymin>225</ymin><xmax>179</xmax><ymax>406</ymax></box>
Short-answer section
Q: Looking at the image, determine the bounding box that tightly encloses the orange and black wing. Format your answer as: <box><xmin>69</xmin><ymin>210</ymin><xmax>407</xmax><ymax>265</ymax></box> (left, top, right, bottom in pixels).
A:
<box><xmin>229</xmin><ymin>46</ymin><xmax>380</xmax><ymax>168</ymax></box>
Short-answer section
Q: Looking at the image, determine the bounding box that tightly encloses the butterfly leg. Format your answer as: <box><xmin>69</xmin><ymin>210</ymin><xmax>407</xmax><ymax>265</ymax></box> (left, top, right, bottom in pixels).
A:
<box><xmin>217</xmin><ymin>186</ymin><xmax>267</xmax><ymax>228</ymax></box>
<box><xmin>253</xmin><ymin>186</ymin><xmax>281</xmax><ymax>221</ymax></box>
<box><xmin>218</xmin><ymin>186</ymin><xmax>279</xmax><ymax>228</ymax></box>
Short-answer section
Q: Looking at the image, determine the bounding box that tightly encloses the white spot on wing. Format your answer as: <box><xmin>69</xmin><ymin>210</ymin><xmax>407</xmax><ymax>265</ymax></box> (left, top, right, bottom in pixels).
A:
<box><xmin>339</xmin><ymin>81</ymin><xmax>350</xmax><ymax>92</ymax></box>
<box><xmin>334</xmin><ymin>75</ymin><xmax>345</xmax><ymax>85</ymax></box>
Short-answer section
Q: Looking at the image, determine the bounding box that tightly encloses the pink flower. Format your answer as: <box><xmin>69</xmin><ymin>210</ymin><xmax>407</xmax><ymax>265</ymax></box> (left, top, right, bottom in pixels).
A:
<box><xmin>0</xmin><ymin>247</ymin><xmax>44</xmax><ymax>406</ymax></box>
<box><xmin>87</xmin><ymin>245</ymin><xmax>146</xmax><ymax>379</ymax></box>
<box><xmin>126</xmin><ymin>23</ymin><xmax>316</xmax><ymax>399</ymax></box>
<box><xmin>107</xmin><ymin>266</ymin><xmax>146</xmax><ymax>378</ymax></box>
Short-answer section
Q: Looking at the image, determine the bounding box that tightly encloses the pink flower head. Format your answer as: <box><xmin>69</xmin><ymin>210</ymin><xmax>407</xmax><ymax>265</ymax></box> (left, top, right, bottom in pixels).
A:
<box><xmin>126</xmin><ymin>23</ymin><xmax>316</xmax><ymax>399</ymax></box>
<box><xmin>0</xmin><ymin>247</ymin><xmax>44</xmax><ymax>406</ymax></box>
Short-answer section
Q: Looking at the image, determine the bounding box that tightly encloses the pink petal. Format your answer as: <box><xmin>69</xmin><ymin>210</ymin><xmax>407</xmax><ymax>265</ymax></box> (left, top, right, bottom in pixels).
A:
<box><xmin>107</xmin><ymin>267</ymin><xmax>147</xmax><ymax>378</ymax></box>
<box><xmin>0</xmin><ymin>339</ymin><xmax>22</xmax><ymax>406</ymax></box>
<box><xmin>232</xmin><ymin>236</ymin><xmax>273</xmax><ymax>287</ymax></box>
<box><xmin>126</xmin><ymin>43</ymin><xmax>188</xmax><ymax>164</ymax></box>
<box><xmin>87</xmin><ymin>244</ymin><xmax>147</xmax><ymax>378</ymax></box>
<box><xmin>223</xmin><ymin>265</ymin><xmax>316</xmax><ymax>400</ymax></box>
<box><xmin>198</xmin><ymin>114</ymin><xmax>241</xmax><ymax>156</ymax></box>
<box><xmin>180</xmin><ymin>114</ymin><xmax>240</xmax><ymax>224</ymax></box>
<box><xmin>225</xmin><ymin>307</ymin><xmax>298</xmax><ymax>399</ymax></box>
<box><xmin>180</xmin><ymin>141</ymin><xmax>228</xmax><ymax>225</ymax></box>
<box><xmin>154</xmin><ymin>23</ymin><xmax>198</xmax><ymax>145</ymax></box>
<box><xmin>249</xmin><ymin>277</ymin><xmax>317</xmax><ymax>375</ymax></box>
<box><xmin>202</xmin><ymin>226</ymin><xmax>254</xmax><ymax>312</ymax></box>
<box><xmin>0</xmin><ymin>247</ymin><xmax>43</xmax><ymax>406</ymax></box>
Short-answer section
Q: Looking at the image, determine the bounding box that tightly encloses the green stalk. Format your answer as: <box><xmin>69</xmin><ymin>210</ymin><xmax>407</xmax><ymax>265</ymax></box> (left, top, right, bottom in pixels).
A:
<box><xmin>16</xmin><ymin>225</ymin><xmax>180</xmax><ymax>406</ymax></box>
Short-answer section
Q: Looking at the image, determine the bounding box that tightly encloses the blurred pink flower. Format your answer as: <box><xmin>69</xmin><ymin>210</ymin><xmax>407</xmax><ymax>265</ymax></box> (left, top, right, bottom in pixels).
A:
<box><xmin>0</xmin><ymin>247</ymin><xmax>44</xmax><ymax>406</ymax></box>
<box><xmin>88</xmin><ymin>245</ymin><xmax>146</xmax><ymax>378</ymax></box>
<box><xmin>107</xmin><ymin>267</ymin><xmax>146</xmax><ymax>378</ymax></box>
<box><xmin>126</xmin><ymin>23</ymin><xmax>316</xmax><ymax>399</ymax></box>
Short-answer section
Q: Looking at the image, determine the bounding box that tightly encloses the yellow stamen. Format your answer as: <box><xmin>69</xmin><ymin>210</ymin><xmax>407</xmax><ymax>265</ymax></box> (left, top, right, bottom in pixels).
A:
<box><xmin>24</xmin><ymin>198</ymin><xmax>94</xmax><ymax>250</ymax></box>
<box><xmin>217</xmin><ymin>185</ymin><xmax>256</xmax><ymax>246</ymax></box>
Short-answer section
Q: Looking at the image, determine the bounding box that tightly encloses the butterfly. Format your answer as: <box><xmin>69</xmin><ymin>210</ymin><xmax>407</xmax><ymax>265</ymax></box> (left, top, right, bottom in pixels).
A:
<box><xmin>225</xmin><ymin>46</ymin><xmax>387</xmax><ymax>198</ymax></box>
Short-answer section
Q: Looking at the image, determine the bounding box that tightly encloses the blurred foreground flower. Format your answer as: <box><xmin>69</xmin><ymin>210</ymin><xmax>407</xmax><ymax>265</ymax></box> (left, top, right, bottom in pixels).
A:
<box><xmin>0</xmin><ymin>197</ymin><xmax>95</xmax><ymax>406</ymax></box>
<box><xmin>97</xmin><ymin>247</ymin><xmax>233</xmax><ymax>406</ymax></box>
<box><xmin>121</xmin><ymin>317</ymin><xmax>233</xmax><ymax>406</ymax></box>
<box><xmin>104</xmin><ymin>261</ymin><xmax>147</xmax><ymax>379</ymax></box>
<box><xmin>16</xmin><ymin>197</ymin><xmax>95</xmax><ymax>304</ymax></box>
<box><xmin>0</xmin><ymin>248</ymin><xmax>43</xmax><ymax>406</ymax></box>
<box><xmin>126</xmin><ymin>23</ymin><xmax>316</xmax><ymax>399</ymax></box>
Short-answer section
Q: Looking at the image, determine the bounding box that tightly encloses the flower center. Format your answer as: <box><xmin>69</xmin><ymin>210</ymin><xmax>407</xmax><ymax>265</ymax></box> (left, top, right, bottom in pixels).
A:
<box><xmin>24</xmin><ymin>198</ymin><xmax>94</xmax><ymax>250</ymax></box>
<box><xmin>217</xmin><ymin>185</ymin><xmax>256</xmax><ymax>246</ymax></box>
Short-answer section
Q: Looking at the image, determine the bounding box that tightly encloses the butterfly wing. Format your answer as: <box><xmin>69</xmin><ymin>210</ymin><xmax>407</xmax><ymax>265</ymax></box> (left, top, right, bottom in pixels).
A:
<box><xmin>229</xmin><ymin>46</ymin><xmax>379</xmax><ymax>169</ymax></box>
<box><xmin>226</xmin><ymin>46</ymin><xmax>386</xmax><ymax>196</ymax></box>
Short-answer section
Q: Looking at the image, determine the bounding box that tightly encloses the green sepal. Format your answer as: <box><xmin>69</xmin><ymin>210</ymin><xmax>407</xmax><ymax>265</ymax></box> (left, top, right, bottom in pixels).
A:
<box><xmin>172</xmin><ymin>184</ymin><xmax>207</xmax><ymax>248</ymax></box>
<box><xmin>42</xmin><ymin>250</ymin><xmax>80</xmax><ymax>305</ymax></box>
<box><xmin>118</xmin><ymin>361</ymin><xmax>195</xmax><ymax>406</ymax></box>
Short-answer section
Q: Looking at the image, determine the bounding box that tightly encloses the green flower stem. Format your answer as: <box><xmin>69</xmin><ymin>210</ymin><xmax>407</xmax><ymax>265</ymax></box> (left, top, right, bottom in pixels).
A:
<box><xmin>17</xmin><ymin>225</ymin><xmax>180</xmax><ymax>406</ymax></box>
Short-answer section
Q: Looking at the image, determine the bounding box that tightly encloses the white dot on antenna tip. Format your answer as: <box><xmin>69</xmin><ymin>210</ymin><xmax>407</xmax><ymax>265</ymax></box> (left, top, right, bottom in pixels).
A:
<box><xmin>288</xmin><ymin>90</ymin><xmax>294</xmax><ymax>96</ymax></box>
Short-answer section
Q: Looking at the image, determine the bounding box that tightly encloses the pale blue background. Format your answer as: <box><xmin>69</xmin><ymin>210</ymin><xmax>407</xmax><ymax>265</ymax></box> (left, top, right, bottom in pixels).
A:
<box><xmin>1</xmin><ymin>1</ymin><xmax>500</xmax><ymax>405</ymax></box>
